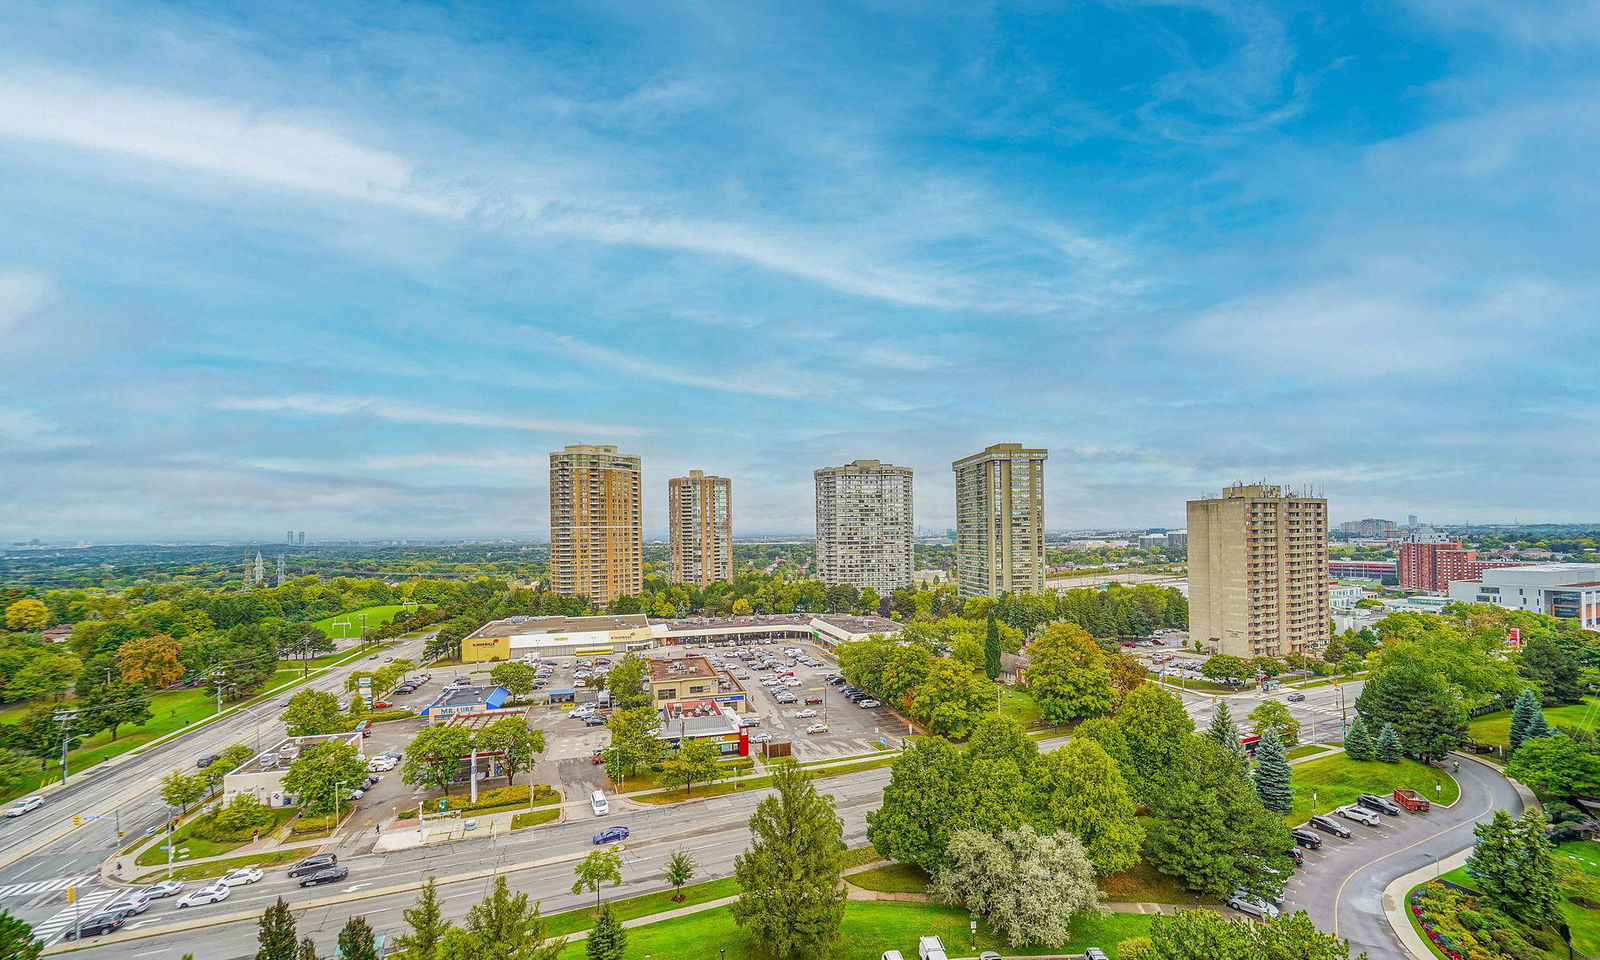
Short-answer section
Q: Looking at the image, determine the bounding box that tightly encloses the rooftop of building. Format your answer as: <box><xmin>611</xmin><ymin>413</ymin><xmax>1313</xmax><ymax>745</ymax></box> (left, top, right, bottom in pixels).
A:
<box><xmin>654</xmin><ymin>700</ymin><xmax>740</xmax><ymax>739</ymax></box>
<box><xmin>230</xmin><ymin>732</ymin><xmax>364</xmax><ymax>775</ymax></box>
<box><xmin>815</xmin><ymin>459</ymin><xmax>912</xmax><ymax>475</ymax></box>
<box><xmin>652</xmin><ymin>612</ymin><xmax>903</xmax><ymax>634</ymax></box>
<box><xmin>471</xmin><ymin>614</ymin><xmax>651</xmax><ymax>639</ymax></box>
<box><xmin>428</xmin><ymin>685</ymin><xmax>508</xmax><ymax>709</ymax></box>
<box><xmin>649</xmin><ymin>655</ymin><xmax>719</xmax><ymax>683</ymax></box>
<box><xmin>1472</xmin><ymin>563</ymin><xmax>1600</xmax><ymax>587</ymax></box>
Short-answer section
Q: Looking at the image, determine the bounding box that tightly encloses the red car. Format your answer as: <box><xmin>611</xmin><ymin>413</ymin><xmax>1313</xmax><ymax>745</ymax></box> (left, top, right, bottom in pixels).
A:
<box><xmin>590</xmin><ymin>750</ymin><xmax>605</xmax><ymax>765</ymax></box>
<box><xmin>804</xmin><ymin>696</ymin><xmax>823</xmax><ymax>705</ymax></box>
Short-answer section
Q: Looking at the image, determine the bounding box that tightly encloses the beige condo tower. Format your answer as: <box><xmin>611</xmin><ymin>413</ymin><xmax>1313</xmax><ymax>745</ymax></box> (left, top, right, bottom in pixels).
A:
<box><xmin>952</xmin><ymin>443</ymin><xmax>1048</xmax><ymax>598</ymax></box>
<box><xmin>814</xmin><ymin>459</ymin><xmax>914</xmax><ymax>593</ymax></box>
<box><xmin>549</xmin><ymin>444</ymin><xmax>643</xmax><ymax>605</ymax></box>
<box><xmin>669</xmin><ymin>470</ymin><xmax>733</xmax><ymax>588</ymax></box>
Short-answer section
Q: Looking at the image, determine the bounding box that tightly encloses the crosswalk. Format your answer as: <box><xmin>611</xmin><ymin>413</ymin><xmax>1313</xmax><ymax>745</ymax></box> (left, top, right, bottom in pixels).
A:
<box><xmin>0</xmin><ymin>874</ymin><xmax>94</xmax><ymax>900</ymax></box>
<box><xmin>27</xmin><ymin>888</ymin><xmax>117</xmax><ymax>944</ymax></box>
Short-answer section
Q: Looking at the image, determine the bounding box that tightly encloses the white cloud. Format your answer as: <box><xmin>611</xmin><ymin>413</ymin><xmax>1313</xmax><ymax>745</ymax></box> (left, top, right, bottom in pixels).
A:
<box><xmin>212</xmin><ymin>394</ymin><xmax>652</xmax><ymax>436</ymax></box>
<box><xmin>544</xmin><ymin>333</ymin><xmax>813</xmax><ymax>399</ymax></box>
<box><xmin>0</xmin><ymin>268</ymin><xmax>53</xmax><ymax>332</ymax></box>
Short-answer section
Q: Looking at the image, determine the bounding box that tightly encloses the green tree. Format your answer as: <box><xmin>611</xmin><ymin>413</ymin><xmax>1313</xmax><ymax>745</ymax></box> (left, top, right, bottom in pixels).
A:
<box><xmin>0</xmin><ymin>908</ymin><xmax>42</xmax><ymax>960</ymax></box>
<box><xmin>1354</xmin><ymin>665</ymin><xmax>1466</xmax><ymax>761</ymax></box>
<box><xmin>910</xmin><ymin>657</ymin><xmax>996</xmax><ymax>738</ymax></box>
<box><xmin>337</xmin><ymin>916</ymin><xmax>379</xmax><ymax>960</ymax></box>
<box><xmin>489</xmin><ymin>661</ymin><xmax>538</xmax><ymax>700</ymax></box>
<box><xmin>603</xmin><ymin>706</ymin><xmax>661</xmax><ymax>781</ymax></box>
<box><xmin>1518</xmin><ymin>633</ymin><xmax>1585</xmax><ymax>705</ymax></box>
<box><xmin>930</xmin><ymin>825</ymin><xmax>1101</xmax><ymax>947</ymax></box>
<box><xmin>4</xmin><ymin>599</ymin><xmax>49</xmax><ymax>632</ymax></box>
<box><xmin>585</xmin><ymin>901</ymin><xmax>625</xmax><ymax>960</ymax></box>
<box><xmin>1466</xmin><ymin>808</ymin><xmax>1562</xmax><ymax>927</ymax></box>
<box><xmin>1205</xmin><ymin>701</ymin><xmax>1248</xmax><ymax>769</ymax></box>
<box><xmin>1251</xmin><ymin>729</ymin><xmax>1294</xmax><ymax>814</ymax></box>
<box><xmin>603</xmin><ymin>653</ymin><xmax>652</xmax><ymax>711</ymax></box>
<box><xmin>160</xmin><ymin>768</ymin><xmax>209</xmax><ymax>814</ymax></box>
<box><xmin>477</xmin><ymin>717</ymin><xmax>544</xmax><ymax>786</ymax></box>
<box><xmin>1024</xmin><ymin>623</ymin><xmax>1117</xmax><ymax>723</ymax></box>
<box><xmin>1143</xmin><ymin>908</ymin><xmax>1362</xmax><ymax>960</ymax></box>
<box><xmin>658</xmin><ymin>738</ymin><xmax>725</xmax><ymax>796</ymax></box>
<box><xmin>282</xmin><ymin>628</ymin><xmax>334</xmax><ymax>676</ymax></box>
<box><xmin>1343</xmin><ymin>718</ymin><xmax>1374</xmax><ymax>761</ymax></box>
<box><xmin>1374</xmin><ymin>723</ymin><xmax>1403</xmax><ymax>763</ymax></box>
<box><xmin>1201</xmin><ymin>654</ymin><xmax>1253</xmax><ymax>684</ymax></box>
<box><xmin>257</xmin><ymin>898</ymin><xmax>299</xmax><ymax>960</ymax></box>
<box><xmin>571</xmin><ymin>848</ymin><xmax>623</xmax><ymax>907</ymax></box>
<box><xmin>1033</xmin><ymin>738</ymin><xmax>1144</xmax><ymax>876</ymax></box>
<box><xmin>393</xmin><ymin>878</ymin><xmax>449</xmax><ymax>960</ymax></box>
<box><xmin>282</xmin><ymin>741</ymin><xmax>368</xmax><ymax>814</ymax></box>
<box><xmin>664</xmin><ymin>848</ymin><xmax>697</xmax><ymax>902</ymax></box>
<box><xmin>964</xmin><ymin>714</ymin><xmax>1039</xmax><ymax>778</ymax></box>
<box><xmin>295</xmin><ymin>938</ymin><xmax>318</xmax><ymax>960</ymax></box>
<box><xmin>6</xmin><ymin>654</ymin><xmax>82</xmax><ymax>701</ymax></box>
<box><xmin>1507</xmin><ymin>689</ymin><xmax>1541</xmax><ymax>752</ymax></box>
<box><xmin>1524</xmin><ymin>711</ymin><xmax>1551</xmax><ymax>741</ymax></box>
<box><xmin>983</xmin><ymin>615</ymin><xmax>1002</xmax><ymax>681</ymax></box>
<box><xmin>1505</xmin><ymin>733</ymin><xmax>1600</xmax><ymax>799</ymax></box>
<box><xmin>1145</xmin><ymin>739</ymin><xmax>1292</xmax><ymax>899</ymax></box>
<box><xmin>1112</xmin><ymin>683</ymin><xmax>1196</xmax><ymax>804</ymax></box>
<box><xmin>1247</xmin><ymin>700</ymin><xmax>1301</xmax><ymax>748</ymax></box>
<box><xmin>403</xmin><ymin>725</ymin><xmax>472</xmax><ymax>797</ymax></box>
<box><xmin>281</xmin><ymin>689</ymin><xmax>343</xmax><ymax>737</ymax></box>
<box><xmin>866</xmin><ymin>736</ymin><xmax>969</xmax><ymax>871</ymax></box>
<box><xmin>81</xmin><ymin>681</ymin><xmax>152</xmax><ymax>741</ymax></box>
<box><xmin>438</xmin><ymin>875</ymin><xmax>562</xmax><ymax>960</ymax></box>
<box><xmin>731</xmin><ymin>762</ymin><xmax>847</xmax><ymax>959</ymax></box>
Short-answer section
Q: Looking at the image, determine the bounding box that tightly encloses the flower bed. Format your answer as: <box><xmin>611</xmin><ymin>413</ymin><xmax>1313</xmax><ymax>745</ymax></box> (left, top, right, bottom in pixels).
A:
<box><xmin>1407</xmin><ymin>882</ymin><xmax>1557</xmax><ymax>960</ymax></box>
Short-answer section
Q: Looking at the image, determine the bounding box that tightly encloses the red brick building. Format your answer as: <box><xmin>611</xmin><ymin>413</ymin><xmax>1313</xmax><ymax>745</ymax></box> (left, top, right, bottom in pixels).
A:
<box><xmin>1398</xmin><ymin>539</ymin><xmax>1520</xmax><ymax>593</ymax></box>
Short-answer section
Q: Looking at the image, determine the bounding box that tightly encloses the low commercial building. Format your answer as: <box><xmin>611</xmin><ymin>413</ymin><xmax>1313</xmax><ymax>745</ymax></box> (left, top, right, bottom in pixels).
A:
<box><xmin>652</xmin><ymin>699</ymin><xmax>745</xmax><ymax>755</ymax></box>
<box><xmin>222</xmin><ymin>732</ymin><xmax>365</xmax><ymax>807</ymax></box>
<box><xmin>1327</xmin><ymin>559</ymin><xmax>1397</xmax><ymax>582</ymax></box>
<box><xmin>648</xmin><ymin>654</ymin><xmax>749</xmax><ymax>713</ymax></box>
<box><xmin>461</xmin><ymin>614</ymin><xmax>656</xmax><ymax>662</ymax></box>
<box><xmin>1448</xmin><ymin>564</ymin><xmax>1600</xmax><ymax>632</ymax></box>
<box><xmin>1329</xmin><ymin>583</ymin><xmax>1363</xmax><ymax>610</ymax></box>
<box><xmin>651</xmin><ymin>613</ymin><xmax>902</xmax><ymax>649</ymax></box>
<box><xmin>420</xmin><ymin>685</ymin><xmax>511</xmax><ymax>722</ymax></box>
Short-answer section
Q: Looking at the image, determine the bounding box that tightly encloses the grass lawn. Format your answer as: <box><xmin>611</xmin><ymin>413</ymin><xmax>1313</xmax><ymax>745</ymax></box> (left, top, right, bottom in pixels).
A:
<box><xmin>628</xmin><ymin>756</ymin><xmax>896</xmax><ymax>804</ymax></box>
<box><xmin>131</xmin><ymin>847</ymin><xmax>307</xmax><ymax>883</ymax></box>
<box><xmin>1287</xmin><ymin>743</ymin><xmax>1338</xmax><ymax>761</ymax></box>
<box><xmin>1098</xmin><ymin>861</ymin><xmax>1209</xmax><ymax>905</ymax></box>
<box><xmin>546</xmin><ymin>877</ymin><xmax>743</xmax><ymax>938</ymax></box>
<box><xmin>135</xmin><ymin>806</ymin><xmax>297</xmax><ymax>866</ymax></box>
<box><xmin>1555</xmin><ymin>840</ymin><xmax>1600</xmax><ymax>956</ymax></box>
<box><xmin>309</xmin><ymin>603</ymin><xmax>431</xmax><ymax>640</ymax></box>
<box><xmin>511</xmin><ymin>808</ymin><xmax>560</xmax><ymax>831</ymax></box>
<box><xmin>1288</xmin><ymin>751</ymin><xmax>1458</xmax><ymax>824</ymax></box>
<box><xmin>1468</xmin><ymin>697</ymin><xmax>1600</xmax><ymax>752</ymax></box>
<box><xmin>552</xmin><ymin>900</ymin><xmax>1153</xmax><ymax>959</ymax></box>
<box><xmin>999</xmin><ymin>687</ymin><xmax>1048</xmax><ymax>728</ymax></box>
<box><xmin>847</xmin><ymin>862</ymin><xmax>929</xmax><ymax>894</ymax></box>
<box><xmin>1288</xmin><ymin>673</ymin><xmax>1368</xmax><ymax>689</ymax></box>
<box><xmin>840</xmin><ymin>845</ymin><xmax>885</xmax><ymax>870</ymax></box>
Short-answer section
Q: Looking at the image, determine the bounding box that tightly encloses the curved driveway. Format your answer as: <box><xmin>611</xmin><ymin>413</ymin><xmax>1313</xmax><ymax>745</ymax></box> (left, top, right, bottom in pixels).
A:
<box><xmin>1283</xmin><ymin>757</ymin><xmax>1523</xmax><ymax>960</ymax></box>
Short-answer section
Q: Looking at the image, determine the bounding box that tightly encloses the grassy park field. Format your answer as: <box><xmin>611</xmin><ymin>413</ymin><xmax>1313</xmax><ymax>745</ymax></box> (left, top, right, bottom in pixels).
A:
<box><xmin>1468</xmin><ymin>697</ymin><xmax>1600</xmax><ymax>751</ymax></box>
<box><xmin>308</xmin><ymin>603</ymin><xmax>430</xmax><ymax>640</ymax></box>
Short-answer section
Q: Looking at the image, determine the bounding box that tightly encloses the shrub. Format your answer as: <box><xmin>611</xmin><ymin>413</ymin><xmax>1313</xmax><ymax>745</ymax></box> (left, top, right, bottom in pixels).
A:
<box><xmin>291</xmin><ymin>812</ymin><xmax>340</xmax><ymax>836</ymax></box>
<box><xmin>191</xmin><ymin>796</ymin><xmax>276</xmax><ymax>843</ymax></box>
<box><xmin>1117</xmin><ymin>936</ymin><xmax>1153</xmax><ymax>960</ymax></box>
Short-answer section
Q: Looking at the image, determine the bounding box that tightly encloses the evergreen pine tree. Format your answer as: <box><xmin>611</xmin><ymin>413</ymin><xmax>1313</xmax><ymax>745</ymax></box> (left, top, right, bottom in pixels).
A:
<box><xmin>394</xmin><ymin>878</ymin><xmax>448</xmax><ymax>960</ymax></box>
<box><xmin>1511</xmin><ymin>809</ymin><xmax>1564</xmax><ymax>927</ymax></box>
<box><xmin>585</xmin><ymin>901</ymin><xmax>626</xmax><ymax>960</ymax></box>
<box><xmin>1206</xmin><ymin>701</ymin><xmax>1248</xmax><ymax>769</ymax></box>
<box><xmin>256</xmin><ymin>898</ymin><xmax>298</xmax><ymax>960</ymax></box>
<box><xmin>1524</xmin><ymin>712</ymin><xmax>1552</xmax><ymax>742</ymax></box>
<box><xmin>983</xmin><ymin>615</ymin><xmax>1002</xmax><ymax>681</ymax></box>
<box><xmin>1146</xmin><ymin>738</ymin><xmax>1293</xmax><ymax>898</ymax></box>
<box><xmin>0</xmin><ymin>908</ymin><xmax>42</xmax><ymax>960</ymax></box>
<box><xmin>1508</xmin><ymin>689</ymin><xmax>1540</xmax><ymax>752</ymax></box>
<box><xmin>1375</xmin><ymin>723</ymin><xmax>1403</xmax><ymax>763</ymax></box>
<box><xmin>1520</xmin><ymin>634</ymin><xmax>1586</xmax><ymax>705</ymax></box>
<box><xmin>731</xmin><ymin>761</ymin><xmax>847</xmax><ymax>958</ymax></box>
<box><xmin>295</xmin><ymin>939</ymin><xmax>317</xmax><ymax>960</ymax></box>
<box><xmin>1466</xmin><ymin>810</ymin><xmax>1519</xmax><ymax>907</ymax></box>
<box><xmin>336</xmin><ymin>918</ymin><xmax>378</xmax><ymax>960</ymax></box>
<box><xmin>1343</xmin><ymin>718</ymin><xmax>1374</xmax><ymax>761</ymax></box>
<box><xmin>1251</xmin><ymin>729</ymin><xmax>1294</xmax><ymax>813</ymax></box>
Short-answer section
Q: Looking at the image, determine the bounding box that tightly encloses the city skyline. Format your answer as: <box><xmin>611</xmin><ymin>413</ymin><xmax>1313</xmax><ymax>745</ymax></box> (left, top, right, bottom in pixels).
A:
<box><xmin>3</xmin><ymin>1</ymin><xmax>1598</xmax><ymax>540</ymax></box>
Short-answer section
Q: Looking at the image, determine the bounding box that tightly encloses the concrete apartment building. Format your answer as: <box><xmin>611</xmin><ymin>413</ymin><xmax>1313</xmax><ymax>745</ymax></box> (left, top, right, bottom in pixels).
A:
<box><xmin>549</xmin><ymin>444</ymin><xmax>643</xmax><ymax>606</ymax></box>
<box><xmin>1448</xmin><ymin>564</ymin><xmax>1600</xmax><ymax>632</ymax></box>
<box><xmin>1187</xmin><ymin>483</ymin><xmax>1330</xmax><ymax>658</ymax></box>
<box><xmin>952</xmin><ymin>443</ymin><xmax>1048</xmax><ymax>598</ymax></box>
<box><xmin>814</xmin><ymin>459</ymin><xmax>914</xmax><ymax>593</ymax></box>
<box><xmin>1398</xmin><ymin>535</ymin><xmax>1520</xmax><ymax>593</ymax></box>
<box><xmin>669</xmin><ymin>470</ymin><xmax>733</xmax><ymax>588</ymax></box>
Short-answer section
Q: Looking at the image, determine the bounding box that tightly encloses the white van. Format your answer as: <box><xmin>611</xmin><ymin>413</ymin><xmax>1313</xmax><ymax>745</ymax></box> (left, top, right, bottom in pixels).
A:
<box><xmin>591</xmin><ymin>790</ymin><xmax>609</xmax><ymax>816</ymax></box>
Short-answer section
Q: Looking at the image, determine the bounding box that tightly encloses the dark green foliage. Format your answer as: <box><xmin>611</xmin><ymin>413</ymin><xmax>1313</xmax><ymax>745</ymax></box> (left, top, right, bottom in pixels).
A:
<box><xmin>0</xmin><ymin>908</ymin><xmax>43</xmax><ymax>960</ymax></box>
<box><xmin>585</xmin><ymin>901</ymin><xmax>626</xmax><ymax>960</ymax></box>
<box><xmin>731</xmin><ymin>762</ymin><xmax>847</xmax><ymax>958</ymax></box>
<box><xmin>256</xmin><ymin>898</ymin><xmax>298</xmax><ymax>960</ymax></box>
<box><xmin>1519</xmin><ymin>634</ymin><xmax>1585</xmax><ymax>705</ymax></box>
<box><xmin>336</xmin><ymin>917</ymin><xmax>378</xmax><ymax>960</ymax></box>
<box><xmin>1522</xmin><ymin>711</ymin><xmax>1550</xmax><ymax>742</ymax></box>
<box><xmin>983</xmin><ymin>615</ymin><xmax>1002</xmax><ymax>681</ymax></box>
<box><xmin>1206</xmin><ymin>701</ymin><xmax>1248</xmax><ymax>770</ymax></box>
<box><xmin>1251</xmin><ymin>729</ymin><xmax>1294</xmax><ymax>813</ymax></box>
<box><xmin>1354</xmin><ymin>665</ymin><xmax>1466</xmax><ymax>761</ymax></box>
<box><xmin>1507</xmin><ymin>689</ymin><xmax>1540</xmax><ymax>752</ymax></box>
<box><xmin>1374</xmin><ymin>723</ymin><xmax>1403</xmax><ymax>763</ymax></box>
<box><xmin>1466</xmin><ymin>809</ymin><xmax>1563</xmax><ymax>927</ymax></box>
<box><xmin>394</xmin><ymin>878</ymin><xmax>447</xmax><ymax>960</ymax></box>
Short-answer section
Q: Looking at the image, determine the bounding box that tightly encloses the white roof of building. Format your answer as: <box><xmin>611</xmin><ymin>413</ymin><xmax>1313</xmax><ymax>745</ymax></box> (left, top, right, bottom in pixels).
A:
<box><xmin>1473</xmin><ymin>563</ymin><xmax>1600</xmax><ymax>588</ymax></box>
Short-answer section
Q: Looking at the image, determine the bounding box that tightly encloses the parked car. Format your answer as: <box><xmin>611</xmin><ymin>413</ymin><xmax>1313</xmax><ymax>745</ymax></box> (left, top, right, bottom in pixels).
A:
<box><xmin>593</xmin><ymin>826</ymin><xmax>630</xmax><ymax>845</ymax></box>
<box><xmin>1084</xmin><ymin>950</ymin><xmax>1109</xmax><ymax>960</ymax></box>
<box><xmin>1286</xmin><ymin>692</ymin><xmax>1306</xmax><ymax>702</ymax></box>
<box><xmin>1309</xmin><ymin>814</ymin><xmax>1352</xmax><ymax>838</ymax></box>
<box><xmin>176</xmin><ymin>883</ymin><xmax>231</xmax><ymax>908</ymax></box>
<box><xmin>857</xmin><ymin>699</ymin><xmax>881</xmax><ymax>709</ymax></box>
<box><xmin>804</xmin><ymin>696</ymin><xmax>823</xmax><ymax>704</ymax></box>
<box><xmin>583</xmin><ymin>715</ymin><xmax>608</xmax><ymax>726</ymax></box>
<box><xmin>1338</xmin><ymin>804</ymin><xmax>1380</xmax><ymax>827</ymax></box>
<box><xmin>64</xmin><ymin>912</ymin><xmax>125</xmax><ymax>939</ymax></box>
<box><xmin>1227</xmin><ymin>892</ymin><xmax>1280</xmax><ymax>919</ymax></box>
<box><xmin>1283</xmin><ymin>847</ymin><xmax>1304</xmax><ymax>866</ymax></box>
<box><xmin>1290</xmin><ymin>827</ymin><xmax>1323</xmax><ymax>849</ymax></box>
<box><xmin>750</xmin><ymin>732</ymin><xmax>772</xmax><ymax>743</ymax></box>
<box><xmin>806</xmin><ymin>723</ymin><xmax>829</xmax><ymax>734</ymax></box>
<box><xmin>143</xmin><ymin>879</ymin><xmax>185</xmax><ymax>899</ymax></box>
<box><xmin>300</xmin><ymin>865</ymin><xmax>349</xmax><ymax>888</ymax></box>
<box><xmin>795</xmin><ymin>709</ymin><xmax>818</xmax><ymax>719</ymax></box>
<box><xmin>288</xmin><ymin>854</ymin><xmax>339</xmax><ymax>878</ymax></box>
<box><xmin>1359</xmin><ymin>793</ymin><xmax>1403</xmax><ymax>816</ymax></box>
<box><xmin>220</xmin><ymin>867</ymin><xmax>265</xmax><ymax>886</ymax></box>
<box><xmin>5</xmin><ymin>796</ymin><xmax>43</xmax><ymax>817</ymax></box>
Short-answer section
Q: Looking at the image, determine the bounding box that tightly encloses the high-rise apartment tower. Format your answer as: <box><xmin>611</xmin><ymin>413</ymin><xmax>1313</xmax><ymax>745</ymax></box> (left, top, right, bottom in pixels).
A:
<box><xmin>952</xmin><ymin>443</ymin><xmax>1048</xmax><ymax>598</ymax></box>
<box><xmin>669</xmin><ymin>470</ymin><xmax>733</xmax><ymax>588</ymax></box>
<box><xmin>814</xmin><ymin>459</ymin><xmax>914</xmax><ymax>594</ymax></box>
<box><xmin>1187</xmin><ymin>483</ymin><xmax>1329</xmax><ymax>658</ymax></box>
<box><xmin>549</xmin><ymin>444</ymin><xmax>643</xmax><ymax>605</ymax></box>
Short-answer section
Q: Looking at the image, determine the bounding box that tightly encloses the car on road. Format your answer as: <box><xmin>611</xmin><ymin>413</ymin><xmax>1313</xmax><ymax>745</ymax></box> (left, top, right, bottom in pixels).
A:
<box><xmin>1286</xmin><ymin>692</ymin><xmax>1306</xmax><ymax>702</ymax></box>
<box><xmin>593</xmin><ymin>826</ymin><xmax>630</xmax><ymax>845</ymax></box>
<box><xmin>806</xmin><ymin>723</ymin><xmax>829</xmax><ymax>734</ymax></box>
<box><xmin>64</xmin><ymin>912</ymin><xmax>125</xmax><ymax>940</ymax></box>
<box><xmin>857</xmin><ymin>699</ymin><xmax>881</xmax><ymax>708</ymax></box>
<box><xmin>195</xmin><ymin>754</ymin><xmax>221</xmax><ymax>769</ymax></box>
<box><xmin>177</xmin><ymin>883</ymin><xmax>231</xmax><ymax>908</ymax></box>
<box><xmin>795</xmin><ymin>708</ymin><xmax>818</xmax><ymax>719</ymax></box>
<box><xmin>1358</xmin><ymin>793</ymin><xmax>1403</xmax><ymax>816</ymax></box>
<box><xmin>1338</xmin><ymin>804</ymin><xmax>1380</xmax><ymax>826</ymax></box>
<box><xmin>1290</xmin><ymin>827</ymin><xmax>1323</xmax><ymax>849</ymax></box>
<box><xmin>1227</xmin><ymin>891</ymin><xmax>1280</xmax><ymax>919</ymax></box>
<box><xmin>289</xmin><ymin>854</ymin><xmax>339</xmax><ymax>878</ymax></box>
<box><xmin>750</xmin><ymin>732</ymin><xmax>772</xmax><ymax>743</ymax></box>
<box><xmin>103</xmin><ymin>892</ymin><xmax>154</xmax><ymax>917</ymax></box>
<box><xmin>1309</xmin><ymin>814</ymin><xmax>1353</xmax><ymax>838</ymax></box>
<box><xmin>5</xmin><ymin>796</ymin><xmax>43</xmax><ymax>817</ymax></box>
<box><xmin>299</xmin><ymin>865</ymin><xmax>349</xmax><ymax>888</ymax></box>
<box><xmin>220</xmin><ymin>867</ymin><xmax>265</xmax><ymax>886</ymax></box>
<box><xmin>143</xmin><ymin>879</ymin><xmax>185</xmax><ymax>898</ymax></box>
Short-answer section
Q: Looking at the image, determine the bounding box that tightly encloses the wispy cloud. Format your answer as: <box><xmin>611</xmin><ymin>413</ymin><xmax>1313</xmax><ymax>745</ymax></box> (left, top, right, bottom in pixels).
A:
<box><xmin>212</xmin><ymin>394</ymin><xmax>653</xmax><ymax>436</ymax></box>
<box><xmin>543</xmin><ymin>333</ymin><xmax>814</xmax><ymax>399</ymax></box>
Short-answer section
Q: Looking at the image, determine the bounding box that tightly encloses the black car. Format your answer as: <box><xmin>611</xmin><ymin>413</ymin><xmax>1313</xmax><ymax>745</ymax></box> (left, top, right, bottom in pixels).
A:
<box><xmin>1309</xmin><ymin>815</ymin><xmax>1352</xmax><ymax>838</ymax></box>
<box><xmin>583</xmin><ymin>715</ymin><xmax>608</xmax><ymax>726</ymax></box>
<box><xmin>65</xmin><ymin>912</ymin><xmax>125</xmax><ymax>939</ymax></box>
<box><xmin>288</xmin><ymin>853</ymin><xmax>339</xmax><ymax>878</ymax></box>
<box><xmin>299</xmin><ymin>865</ymin><xmax>349</xmax><ymax>887</ymax></box>
<box><xmin>1284</xmin><ymin>847</ymin><xmax>1304</xmax><ymax>866</ymax></box>
<box><xmin>195</xmin><ymin>754</ymin><xmax>221</xmax><ymax>769</ymax></box>
<box><xmin>1358</xmin><ymin>793</ymin><xmax>1402</xmax><ymax>816</ymax></box>
<box><xmin>1290</xmin><ymin>827</ymin><xmax>1323</xmax><ymax>849</ymax></box>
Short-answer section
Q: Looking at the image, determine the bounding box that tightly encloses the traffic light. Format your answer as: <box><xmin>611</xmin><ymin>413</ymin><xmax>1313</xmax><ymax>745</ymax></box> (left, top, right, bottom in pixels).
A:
<box><xmin>66</xmin><ymin>885</ymin><xmax>75</xmax><ymax>904</ymax></box>
<box><xmin>72</xmin><ymin>814</ymin><xmax>82</xmax><ymax>827</ymax></box>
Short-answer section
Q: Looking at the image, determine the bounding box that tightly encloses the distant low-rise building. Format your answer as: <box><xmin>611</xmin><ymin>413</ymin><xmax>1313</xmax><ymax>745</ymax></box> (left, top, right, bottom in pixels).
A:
<box><xmin>462</xmin><ymin>614</ymin><xmax>656</xmax><ymax>662</ymax></box>
<box><xmin>1398</xmin><ymin>536</ymin><xmax>1521</xmax><ymax>593</ymax></box>
<box><xmin>1448</xmin><ymin>564</ymin><xmax>1600</xmax><ymax>632</ymax></box>
<box><xmin>1329</xmin><ymin>583</ymin><xmax>1363</xmax><ymax>610</ymax></box>
<box><xmin>421</xmin><ymin>685</ymin><xmax>511</xmax><ymax>722</ymax></box>
<box><xmin>1327</xmin><ymin>559</ymin><xmax>1397</xmax><ymax>582</ymax></box>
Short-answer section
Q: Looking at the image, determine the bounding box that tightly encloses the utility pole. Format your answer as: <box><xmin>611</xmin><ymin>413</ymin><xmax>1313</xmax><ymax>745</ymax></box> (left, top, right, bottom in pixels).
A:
<box><xmin>52</xmin><ymin>709</ymin><xmax>77</xmax><ymax>785</ymax></box>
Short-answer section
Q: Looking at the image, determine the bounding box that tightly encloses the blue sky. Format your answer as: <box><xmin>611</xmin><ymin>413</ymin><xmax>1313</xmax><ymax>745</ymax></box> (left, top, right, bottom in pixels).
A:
<box><xmin>1</xmin><ymin>0</ymin><xmax>1596</xmax><ymax>540</ymax></box>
